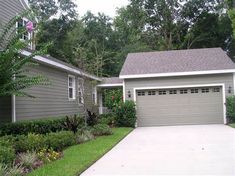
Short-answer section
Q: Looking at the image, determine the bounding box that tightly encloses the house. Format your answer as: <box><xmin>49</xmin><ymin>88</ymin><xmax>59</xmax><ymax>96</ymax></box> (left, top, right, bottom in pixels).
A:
<box><xmin>0</xmin><ymin>0</ymin><xmax>101</xmax><ymax>123</ymax></box>
<box><xmin>118</xmin><ymin>48</ymin><xmax>235</xmax><ymax>127</ymax></box>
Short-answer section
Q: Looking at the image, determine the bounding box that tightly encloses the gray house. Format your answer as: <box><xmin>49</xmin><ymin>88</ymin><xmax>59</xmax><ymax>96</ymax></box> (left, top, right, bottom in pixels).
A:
<box><xmin>0</xmin><ymin>0</ymin><xmax>101</xmax><ymax>123</ymax></box>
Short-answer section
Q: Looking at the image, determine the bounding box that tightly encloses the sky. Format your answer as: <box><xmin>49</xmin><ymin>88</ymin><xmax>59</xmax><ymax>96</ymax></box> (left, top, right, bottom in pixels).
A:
<box><xmin>75</xmin><ymin>0</ymin><xmax>129</xmax><ymax>17</ymax></box>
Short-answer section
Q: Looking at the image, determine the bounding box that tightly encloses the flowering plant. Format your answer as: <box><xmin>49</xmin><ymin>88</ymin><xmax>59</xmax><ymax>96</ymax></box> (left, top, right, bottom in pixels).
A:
<box><xmin>37</xmin><ymin>148</ymin><xmax>61</xmax><ymax>163</ymax></box>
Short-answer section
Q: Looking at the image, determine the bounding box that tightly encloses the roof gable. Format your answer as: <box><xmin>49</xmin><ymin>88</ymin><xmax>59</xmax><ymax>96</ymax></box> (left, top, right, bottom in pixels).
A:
<box><xmin>120</xmin><ymin>48</ymin><xmax>235</xmax><ymax>78</ymax></box>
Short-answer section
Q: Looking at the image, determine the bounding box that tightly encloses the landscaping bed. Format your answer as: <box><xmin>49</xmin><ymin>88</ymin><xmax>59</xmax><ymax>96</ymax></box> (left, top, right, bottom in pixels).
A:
<box><xmin>28</xmin><ymin>128</ymin><xmax>132</xmax><ymax>176</ymax></box>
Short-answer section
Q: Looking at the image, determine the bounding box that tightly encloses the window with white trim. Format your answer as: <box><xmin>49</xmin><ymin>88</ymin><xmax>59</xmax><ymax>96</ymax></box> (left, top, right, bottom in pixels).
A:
<box><xmin>191</xmin><ymin>89</ymin><xmax>199</xmax><ymax>94</ymax></box>
<box><xmin>78</xmin><ymin>78</ymin><xmax>84</xmax><ymax>104</ymax></box>
<box><xmin>68</xmin><ymin>75</ymin><xmax>76</xmax><ymax>100</ymax></box>
<box><xmin>212</xmin><ymin>87</ymin><xmax>220</xmax><ymax>93</ymax></box>
<box><xmin>202</xmin><ymin>88</ymin><xmax>209</xmax><ymax>93</ymax></box>
<box><xmin>180</xmin><ymin>89</ymin><xmax>188</xmax><ymax>94</ymax></box>
<box><xmin>17</xmin><ymin>18</ymin><xmax>30</xmax><ymax>41</ymax></box>
<box><xmin>137</xmin><ymin>91</ymin><xmax>145</xmax><ymax>96</ymax></box>
<box><xmin>159</xmin><ymin>90</ymin><xmax>167</xmax><ymax>95</ymax></box>
<box><xmin>148</xmin><ymin>91</ymin><xmax>156</xmax><ymax>95</ymax></box>
<box><xmin>169</xmin><ymin>90</ymin><xmax>177</xmax><ymax>94</ymax></box>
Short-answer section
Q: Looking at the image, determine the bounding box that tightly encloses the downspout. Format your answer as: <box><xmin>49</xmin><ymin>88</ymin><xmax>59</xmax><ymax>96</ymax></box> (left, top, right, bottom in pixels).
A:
<box><xmin>12</xmin><ymin>95</ymin><xmax>16</xmax><ymax>122</ymax></box>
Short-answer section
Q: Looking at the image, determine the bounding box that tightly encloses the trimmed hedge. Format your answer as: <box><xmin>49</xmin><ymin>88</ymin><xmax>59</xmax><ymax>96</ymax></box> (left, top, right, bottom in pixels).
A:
<box><xmin>92</xmin><ymin>124</ymin><xmax>113</xmax><ymax>136</ymax></box>
<box><xmin>0</xmin><ymin>118</ymin><xmax>67</xmax><ymax>136</ymax></box>
<box><xmin>98</xmin><ymin>113</ymin><xmax>116</xmax><ymax>126</ymax></box>
<box><xmin>227</xmin><ymin>96</ymin><xmax>235</xmax><ymax>123</ymax></box>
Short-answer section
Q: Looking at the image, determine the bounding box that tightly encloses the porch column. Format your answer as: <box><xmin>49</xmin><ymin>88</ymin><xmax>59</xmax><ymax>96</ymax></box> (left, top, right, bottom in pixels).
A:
<box><xmin>98</xmin><ymin>91</ymin><xmax>103</xmax><ymax>114</ymax></box>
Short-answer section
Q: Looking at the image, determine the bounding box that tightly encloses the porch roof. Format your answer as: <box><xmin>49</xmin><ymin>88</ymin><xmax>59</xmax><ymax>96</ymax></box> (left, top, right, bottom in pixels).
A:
<box><xmin>98</xmin><ymin>77</ymin><xmax>123</xmax><ymax>88</ymax></box>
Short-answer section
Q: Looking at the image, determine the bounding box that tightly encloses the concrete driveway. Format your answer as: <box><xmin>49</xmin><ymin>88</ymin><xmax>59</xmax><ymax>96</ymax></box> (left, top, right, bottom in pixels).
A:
<box><xmin>81</xmin><ymin>125</ymin><xmax>235</xmax><ymax>176</ymax></box>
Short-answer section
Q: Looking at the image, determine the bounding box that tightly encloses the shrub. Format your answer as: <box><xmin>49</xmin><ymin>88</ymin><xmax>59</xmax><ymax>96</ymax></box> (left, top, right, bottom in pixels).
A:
<box><xmin>227</xmin><ymin>96</ymin><xmax>235</xmax><ymax>123</ymax></box>
<box><xmin>76</xmin><ymin>129</ymin><xmax>94</xmax><ymax>143</ymax></box>
<box><xmin>0</xmin><ymin>140</ymin><xmax>15</xmax><ymax>165</ymax></box>
<box><xmin>14</xmin><ymin>133</ymin><xmax>46</xmax><ymax>153</ymax></box>
<box><xmin>92</xmin><ymin>124</ymin><xmax>113</xmax><ymax>136</ymax></box>
<box><xmin>62</xmin><ymin>115</ymin><xmax>84</xmax><ymax>134</ymax></box>
<box><xmin>45</xmin><ymin>131</ymin><xmax>76</xmax><ymax>151</ymax></box>
<box><xmin>98</xmin><ymin>113</ymin><xmax>116</xmax><ymax>126</ymax></box>
<box><xmin>114</xmin><ymin>101</ymin><xmax>136</xmax><ymax>127</ymax></box>
<box><xmin>37</xmin><ymin>148</ymin><xmax>61</xmax><ymax>163</ymax></box>
<box><xmin>104</xmin><ymin>89</ymin><xmax>123</xmax><ymax>110</ymax></box>
<box><xmin>0</xmin><ymin>163</ymin><xmax>8</xmax><ymax>175</ymax></box>
<box><xmin>0</xmin><ymin>118</ymin><xmax>67</xmax><ymax>136</ymax></box>
<box><xmin>6</xmin><ymin>164</ymin><xmax>24</xmax><ymax>176</ymax></box>
<box><xmin>18</xmin><ymin>151</ymin><xmax>38</xmax><ymax>170</ymax></box>
<box><xmin>87</xmin><ymin>110</ymin><xmax>98</xmax><ymax>126</ymax></box>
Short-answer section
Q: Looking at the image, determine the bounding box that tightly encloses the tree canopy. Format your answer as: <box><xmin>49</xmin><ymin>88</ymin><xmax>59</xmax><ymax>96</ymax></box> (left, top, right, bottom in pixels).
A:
<box><xmin>28</xmin><ymin>0</ymin><xmax>235</xmax><ymax>77</ymax></box>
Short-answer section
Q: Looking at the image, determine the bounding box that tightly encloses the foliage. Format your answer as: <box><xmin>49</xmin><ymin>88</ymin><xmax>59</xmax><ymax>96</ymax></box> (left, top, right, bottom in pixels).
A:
<box><xmin>0</xmin><ymin>118</ymin><xmax>67</xmax><ymax>136</ymax></box>
<box><xmin>37</xmin><ymin>148</ymin><xmax>61</xmax><ymax>163</ymax></box>
<box><xmin>76</xmin><ymin>129</ymin><xmax>94</xmax><ymax>144</ymax></box>
<box><xmin>0</xmin><ymin>16</ymin><xmax>48</xmax><ymax>97</ymax></box>
<box><xmin>14</xmin><ymin>133</ymin><xmax>46</xmax><ymax>153</ymax></box>
<box><xmin>98</xmin><ymin>113</ymin><xmax>116</xmax><ymax>126</ymax></box>
<box><xmin>6</xmin><ymin>164</ymin><xmax>24</xmax><ymax>176</ymax></box>
<box><xmin>0</xmin><ymin>143</ymin><xmax>15</xmax><ymax>165</ymax></box>
<box><xmin>63</xmin><ymin>115</ymin><xmax>84</xmax><ymax>134</ymax></box>
<box><xmin>0</xmin><ymin>163</ymin><xmax>8</xmax><ymax>176</ymax></box>
<box><xmin>226</xmin><ymin>96</ymin><xmax>235</xmax><ymax>123</ymax></box>
<box><xmin>86</xmin><ymin>110</ymin><xmax>98</xmax><ymax>126</ymax></box>
<box><xmin>92</xmin><ymin>124</ymin><xmax>113</xmax><ymax>136</ymax></box>
<box><xmin>44</xmin><ymin>131</ymin><xmax>76</xmax><ymax>151</ymax></box>
<box><xmin>18</xmin><ymin>151</ymin><xmax>38</xmax><ymax>170</ymax></box>
<box><xmin>114</xmin><ymin>101</ymin><xmax>136</xmax><ymax>128</ymax></box>
<box><xmin>28</xmin><ymin>128</ymin><xmax>133</xmax><ymax>176</ymax></box>
<box><xmin>104</xmin><ymin>89</ymin><xmax>123</xmax><ymax>110</ymax></box>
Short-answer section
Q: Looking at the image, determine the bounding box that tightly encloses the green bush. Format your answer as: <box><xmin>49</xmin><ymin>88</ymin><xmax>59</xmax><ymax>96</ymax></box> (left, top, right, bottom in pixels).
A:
<box><xmin>227</xmin><ymin>96</ymin><xmax>235</xmax><ymax>123</ymax></box>
<box><xmin>98</xmin><ymin>113</ymin><xmax>116</xmax><ymax>126</ymax></box>
<box><xmin>14</xmin><ymin>133</ymin><xmax>46</xmax><ymax>153</ymax></box>
<box><xmin>104</xmin><ymin>89</ymin><xmax>123</xmax><ymax>110</ymax></box>
<box><xmin>76</xmin><ymin>129</ymin><xmax>94</xmax><ymax>143</ymax></box>
<box><xmin>92</xmin><ymin>124</ymin><xmax>113</xmax><ymax>136</ymax></box>
<box><xmin>45</xmin><ymin>131</ymin><xmax>76</xmax><ymax>151</ymax></box>
<box><xmin>0</xmin><ymin>141</ymin><xmax>15</xmax><ymax>165</ymax></box>
<box><xmin>0</xmin><ymin>118</ymin><xmax>67</xmax><ymax>136</ymax></box>
<box><xmin>114</xmin><ymin>101</ymin><xmax>136</xmax><ymax>127</ymax></box>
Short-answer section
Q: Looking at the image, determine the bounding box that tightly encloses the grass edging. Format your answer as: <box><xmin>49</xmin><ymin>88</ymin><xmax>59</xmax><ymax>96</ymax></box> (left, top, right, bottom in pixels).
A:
<box><xmin>28</xmin><ymin>128</ymin><xmax>133</xmax><ymax>176</ymax></box>
<box><xmin>229</xmin><ymin>123</ymin><xmax>235</xmax><ymax>128</ymax></box>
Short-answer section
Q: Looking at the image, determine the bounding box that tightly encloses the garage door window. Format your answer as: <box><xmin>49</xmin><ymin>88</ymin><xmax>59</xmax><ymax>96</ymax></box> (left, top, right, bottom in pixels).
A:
<box><xmin>148</xmin><ymin>91</ymin><xmax>156</xmax><ymax>95</ymax></box>
<box><xmin>137</xmin><ymin>91</ymin><xmax>145</xmax><ymax>96</ymax></box>
<box><xmin>180</xmin><ymin>89</ymin><xmax>188</xmax><ymax>94</ymax></box>
<box><xmin>169</xmin><ymin>90</ymin><xmax>177</xmax><ymax>94</ymax></box>
<box><xmin>213</xmin><ymin>87</ymin><xmax>220</xmax><ymax>93</ymax></box>
<box><xmin>202</xmin><ymin>88</ymin><xmax>209</xmax><ymax>93</ymax></box>
<box><xmin>191</xmin><ymin>89</ymin><xmax>199</xmax><ymax>94</ymax></box>
<box><xmin>159</xmin><ymin>90</ymin><xmax>167</xmax><ymax>95</ymax></box>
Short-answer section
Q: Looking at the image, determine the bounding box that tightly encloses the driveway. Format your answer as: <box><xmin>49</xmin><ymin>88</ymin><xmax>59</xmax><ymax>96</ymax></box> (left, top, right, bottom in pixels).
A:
<box><xmin>81</xmin><ymin>125</ymin><xmax>235</xmax><ymax>176</ymax></box>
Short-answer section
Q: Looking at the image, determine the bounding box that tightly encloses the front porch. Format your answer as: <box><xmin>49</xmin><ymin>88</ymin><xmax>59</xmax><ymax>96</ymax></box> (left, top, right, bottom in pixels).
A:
<box><xmin>97</xmin><ymin>77</ymin><xmax>123</xmax><ymax>114</ymax></box>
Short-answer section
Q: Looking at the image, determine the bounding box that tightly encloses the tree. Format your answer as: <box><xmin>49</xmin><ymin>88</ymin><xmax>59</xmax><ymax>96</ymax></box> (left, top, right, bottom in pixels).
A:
<box><xmin>28</xmin><ymin>0</ymin><xmax>78</xmax><ymax>21</ymax></box>
<box><xmin>0</xmin><ymin>16</ymin><xmax>48</xmax><ymax>97</ymax></box>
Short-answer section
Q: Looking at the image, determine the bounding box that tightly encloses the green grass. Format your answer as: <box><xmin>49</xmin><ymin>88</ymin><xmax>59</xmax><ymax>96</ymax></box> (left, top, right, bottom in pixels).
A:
<box><xmin>28</xmin><ymin>128</ymin><xmax>133</xmax><ymax>176</ymax></box>
<box><xmin>229</xmin><ymin>123</ymin><xmax>235</xmax><ymax>128</ymax></box>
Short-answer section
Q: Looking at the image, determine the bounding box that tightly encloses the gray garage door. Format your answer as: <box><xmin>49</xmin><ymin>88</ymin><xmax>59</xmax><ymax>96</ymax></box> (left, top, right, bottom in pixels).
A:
<box><xmin>136</xmin><ymin>87</ymin><xmax>224</xmax><ymax>127</ymax></box>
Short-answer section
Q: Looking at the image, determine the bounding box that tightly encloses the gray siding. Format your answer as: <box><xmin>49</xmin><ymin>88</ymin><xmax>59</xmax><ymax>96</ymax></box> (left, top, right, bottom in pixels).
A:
<box><xmin>0</xmin><ymin>97</ymin><xmax>12</xmax><ymax>123</ymax></box>
<box><xmin>15</xmin><ymin>63</ymin><xmax>95</xmax><ymax>121</ymax></box>
<box><xmin>0</xmin><ymin>0</ymin><xmax>25</xmax><ymax>26</ymax></box>
<box><xmin>125</xmin><ymin>73</ymin><xmax>234</xmax><ymax>101</ymax></box>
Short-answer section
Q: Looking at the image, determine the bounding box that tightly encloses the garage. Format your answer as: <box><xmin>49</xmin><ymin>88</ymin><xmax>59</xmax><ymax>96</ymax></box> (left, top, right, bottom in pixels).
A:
<box><xmin>136</xmin><ymin>86</ymin><xmax>224</xmax><ymax>126</ymax></box>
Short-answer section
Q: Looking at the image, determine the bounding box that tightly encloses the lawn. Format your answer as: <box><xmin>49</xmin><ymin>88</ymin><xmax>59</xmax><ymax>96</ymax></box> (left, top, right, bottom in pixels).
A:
<box><xmin>28</xmin><ymin>128</ymin><xmax>133</xmax><ymax>176</ymax></box>
<box><xmin>229</xmin><ymin>123</ymin><xmax>235</xmax><ymax>128</ymax></box>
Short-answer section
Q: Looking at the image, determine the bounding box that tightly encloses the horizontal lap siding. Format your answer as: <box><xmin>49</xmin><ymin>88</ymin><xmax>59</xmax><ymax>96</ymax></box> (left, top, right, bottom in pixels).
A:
<box><xmin>125</xmin><ymin>73</ymin><xmax>234</xmax><ymax>101</ymax></box>
<box><xmin>15</xmin><ymin>64</ymin><xmax>94</xmax><ymax>121</ymax></box>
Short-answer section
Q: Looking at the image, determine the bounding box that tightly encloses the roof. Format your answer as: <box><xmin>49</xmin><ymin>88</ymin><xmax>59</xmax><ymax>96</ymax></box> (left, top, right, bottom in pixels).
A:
<box><xmin>98</xmin><ymin>77</ymin><xmax>123</xmax><ymax>87</ymax></box>
<box><xmin>120</xmin><ymin>48</ymin><xmax>235</xmax><ymax>79</ymax></box>
<box><xmin>21</xmin><ymin>50</ymin><xmax>101</xmax><ymax>81</ymax></box>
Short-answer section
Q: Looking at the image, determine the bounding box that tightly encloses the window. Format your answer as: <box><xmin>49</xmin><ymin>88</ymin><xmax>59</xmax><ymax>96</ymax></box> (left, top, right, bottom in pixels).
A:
<box><xmin>191</xmin><ymin>89</ymin><xmax>199</xmax><ymax>94</ymax></box>
<box><xmin>68</xmin><ymin>75</ymin><xmax>75</xmax><ymax>100</ymax></box>
<box><xmin>137</xmin><ymin>91</ymin><xmax>145</xmax><ymax>96</ymax></box>
<box><xmin>169</xmin><ymin>90</ymin><xmax>177</xmax><ymax>94</ymax></box>
<box><xmin>159</xmin><ymin>90</ymin><xmax>166</xmax><ymax>95</ymax></box>
<box><xmin>78</xmin><ymin>78</ymin><xmax>84</xmax><ymax>104</ymax></box>
<box><xmin>148</xmin><ymin>91</ymin><xmax>156</xmax><ymax>96</ymax></box>
<box><xmin>17</xmin><ymin>18</ymin><xmax>30</xmax><ymax>41</ymax></box>
<box><xmin>180</xmin><ymin>89</ymin><xmax>188</xmax><ymax>94</ymax></box>
<box><xmin>213</xmin><ymin>87</ymin><xmax>220</xmax><ymax>93</ymax></box>
<box><xmin>92</xmin><ymin>86</ymin><xmax>97</xmax><ymax>104</ymax></box>
<box><xmin>202</xmin><ymin>88</ymin><xmax>209</xmax><ymax>93</ymax></box>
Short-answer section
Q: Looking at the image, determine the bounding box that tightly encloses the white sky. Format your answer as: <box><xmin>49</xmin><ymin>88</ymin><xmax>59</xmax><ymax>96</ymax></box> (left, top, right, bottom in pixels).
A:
<box><xmin>75</xmin><ymin>0</ymin><xmax>129</xmax><ymax>17</ymax></box>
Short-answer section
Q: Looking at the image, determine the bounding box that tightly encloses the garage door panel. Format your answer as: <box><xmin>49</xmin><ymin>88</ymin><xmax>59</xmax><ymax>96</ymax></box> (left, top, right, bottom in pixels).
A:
<box><xmin>136</xmin><ymin>86</ymin><xmax>223</xmax><ymax>126</ymax></box>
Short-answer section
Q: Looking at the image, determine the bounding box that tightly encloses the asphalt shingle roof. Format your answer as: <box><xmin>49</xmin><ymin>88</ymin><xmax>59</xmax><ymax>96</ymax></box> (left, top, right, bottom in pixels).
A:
<box><xmin>102</xmin><ymin>77</ymin><xmax>123</xmax><ymax>84</ymax></box>
<box><xmin>120</xmin><ymin>48</ymin><xmax>235</xmax><ymax>76</ymax></box>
